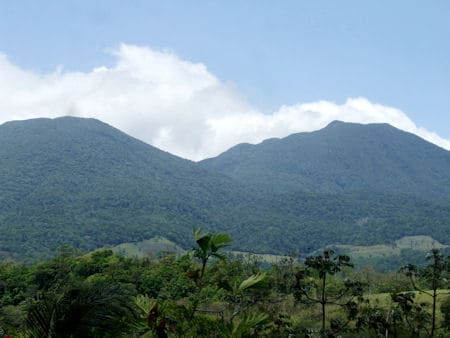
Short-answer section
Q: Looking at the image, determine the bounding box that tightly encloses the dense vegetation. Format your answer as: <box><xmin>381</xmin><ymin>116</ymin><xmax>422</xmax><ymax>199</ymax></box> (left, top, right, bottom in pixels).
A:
<box><xmin>0</xmin><ymin>230</ymin><xmax>449</xmax><ymax>337</ymax></box>
<box><xmin>1</xmin><ymin>117</ymin><xmax>449</xmax><ymax>261</ymax></box>
<box><xmin>200</xmin><ymin>120</ymin><xmax>450</xmax><ymax>201</ymax></box>
<box><xmin>0</xmin><ymin>117</ymin><xmax>258</xmax><ymax>260</ymax></box>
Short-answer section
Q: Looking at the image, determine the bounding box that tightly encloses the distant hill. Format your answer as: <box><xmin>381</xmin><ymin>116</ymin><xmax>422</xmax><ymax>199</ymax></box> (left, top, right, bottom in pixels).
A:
<box><xmin>319</xmin><ymin>235</ymin><xmax>450</xmax><ymax>272</ymax></box>
<box><xmin>200</xmin><ymin>121</ymin><xmax>450</xmax><ymax>201</ymax></box>
<box><xmin>1</xmin><ymin>117</ymin><xmax>449</xmax><ymax>261</ymax></box>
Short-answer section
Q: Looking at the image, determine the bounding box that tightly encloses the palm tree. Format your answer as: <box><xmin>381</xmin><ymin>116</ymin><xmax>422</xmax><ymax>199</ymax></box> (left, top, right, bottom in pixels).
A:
<box><xmin>26</xmin><ymin>280</ymin><xmax>137</xmax><ymax>338</ymax></box>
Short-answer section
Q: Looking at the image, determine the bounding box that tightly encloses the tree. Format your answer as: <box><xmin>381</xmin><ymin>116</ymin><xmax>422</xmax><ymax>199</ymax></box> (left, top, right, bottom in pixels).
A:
<box><xmin>441</xmin><ymin>296</ymin><xmax>450</xmax><ymax>331</ymax></box>
<box><xmin>217</xmin><ymin>272</ymin><xmax>270</xmax><ymax>337</ymax></box>
<box><xmin>400</xmin><ymin>248</ymin><xmax>450</xmax><ymax>337</ymax></box>
<box><xmin>137</xmin><ymin>228</ymin><xmax>233</xmax><ymax>337</ymax></box>
<box><xmin>294</xmin><ymin>249</ymin><xmax>363</xmax><ymax>335</ymax></box>
<box><xmin>390</xmin><ymin>291</ymin><xmax>431</xmax><ymax>337</ymax></box>
<box><xmin>26</xmin><ymin>280</ymin><xmax>137</xmax><ymax>337</ymax></box>
<box><xmin>188</xmin><ymin>228</ymin><xmax>232</xmax><ymax>318</ymax></box>
<box><xmin>192</xmin><ymin>227</ymin><xmax>233</xmax><ymax>284</ymax></box>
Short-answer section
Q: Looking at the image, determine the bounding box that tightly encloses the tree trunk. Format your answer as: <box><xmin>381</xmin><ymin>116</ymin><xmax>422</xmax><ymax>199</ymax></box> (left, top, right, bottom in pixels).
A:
<box><xmin>321</xmin><ymin>273</ymin><xmax>326</xmax><ymax>334</ymax></box>
<box><xmin>431</xmin><ymin>287</ymin><xmax>436</xmax><ymax>337</ymax></box>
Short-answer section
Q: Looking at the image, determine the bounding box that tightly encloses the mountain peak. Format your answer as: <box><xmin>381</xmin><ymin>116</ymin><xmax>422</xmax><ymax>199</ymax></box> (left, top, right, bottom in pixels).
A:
<box><xmin>324</xmin><ymin>120</ymin><xmax>392</xmax><ymax>129</ymax></box>
<box><xmin>1</xmin><ymin>116</ymin><xmax>450</xmax><ymax>261</ymax></box>
<box><xmin>201</xmin><ymin>120</ymin><xmax>450</xmax><ymax>200</ymax></box>
<box><xmin>0</xmin><ymin>115</ymin><xmax>253</xmax><ymax>260</ymax></box>
<box><xmin>325</xmin><ymin>120</ymin><xmax>347</xmax><ymax>127</ymax></box>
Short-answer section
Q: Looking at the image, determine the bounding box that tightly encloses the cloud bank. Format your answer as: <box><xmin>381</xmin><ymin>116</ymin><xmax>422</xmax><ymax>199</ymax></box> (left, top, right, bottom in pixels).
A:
<box><xmin>0</xmin><ymin>44</ymin><xmax>449</xmax><ymax>160</ymax></box>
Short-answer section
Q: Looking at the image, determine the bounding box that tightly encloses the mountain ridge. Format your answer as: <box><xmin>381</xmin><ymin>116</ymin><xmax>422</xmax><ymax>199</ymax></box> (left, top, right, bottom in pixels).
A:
<box><xmin>0</xmin><ymin>116</ymin><xmax>261</xmax><ymax>260</ymax></box>
<box><xmin>1</xmin><ymin>117</ymin><xmax>449</xmax><ymax>261</ymax></box>
<box><xmin>200</xmin><ymin>120</ymin><xmax>450</xmax><ymax>201</ymax></box>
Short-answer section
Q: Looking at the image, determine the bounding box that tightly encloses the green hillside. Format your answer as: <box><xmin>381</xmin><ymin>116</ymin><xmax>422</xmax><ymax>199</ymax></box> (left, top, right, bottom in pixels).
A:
<box><xmin>1</xmin><ymin>117</ymin><xmax>449</xmax><ymax>261</ymax></box>
<box><xmin>228</xmin><ymin>191</ymin><xmax>450</xmax><ymax>254</ymax></box>
<box><xmin>200</xmin><ymin>121</ymin><xmax>450</xmax><ymax>201</ymax></box>
<box><xmin>0</xmin><ymin>117</ymin><xmax>258</xmax><ymax>260</ymax></box>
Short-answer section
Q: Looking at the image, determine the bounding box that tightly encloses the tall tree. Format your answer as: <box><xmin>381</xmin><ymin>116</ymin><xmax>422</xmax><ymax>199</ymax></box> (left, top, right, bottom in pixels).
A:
<box><xmin>294</xmin><ymin>249</ymin><xmax>363</xmax><ymax>335</ymax></box>
<box><xmin>400</xmin><ymin>249</ymin><xmax>450</xmax><ymax>337</ymax></box>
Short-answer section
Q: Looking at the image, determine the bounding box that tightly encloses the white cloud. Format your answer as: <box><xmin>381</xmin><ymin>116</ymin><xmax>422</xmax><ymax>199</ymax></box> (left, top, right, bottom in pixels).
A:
<box><xmin>0</xmin><ymin>44</ymin><xmax>449</xmax><ymax>160</ymax></box>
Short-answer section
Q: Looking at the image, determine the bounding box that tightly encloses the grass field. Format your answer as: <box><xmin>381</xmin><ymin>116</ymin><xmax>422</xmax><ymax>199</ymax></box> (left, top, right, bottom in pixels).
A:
<box><xmin>289</xmin><ymin>289</ymin><xmax>450</xmax><ymax>336</ymax></box>
<box><xmin>318</xmin><ymin>235</ymin><xmax>447</xmax><ymax>259</ymax></box>
<box><xmin>110</xmin><ymin>236</ymin><xmax>185</xmax><ymax>257</ymax></box>
<box><xmin>110</xmin><ymin>235</ymin><xmax>447</xmax><ymax>272</ymax></box>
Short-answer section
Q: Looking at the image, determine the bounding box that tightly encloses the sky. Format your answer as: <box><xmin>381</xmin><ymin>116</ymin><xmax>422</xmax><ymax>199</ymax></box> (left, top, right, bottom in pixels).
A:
<box><xmin>0</xmin><ymin>1</ymin><xmax>449</xmax><ymax>160</ymax></box>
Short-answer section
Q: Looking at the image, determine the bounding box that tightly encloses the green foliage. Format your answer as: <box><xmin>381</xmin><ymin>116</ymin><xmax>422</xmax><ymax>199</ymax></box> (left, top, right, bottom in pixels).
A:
<box><xmin>238</xmin><ymin>273</ymin><xmax>267</xmax><ymax>291</ymax></box>
<box><xmin>2</xmin><ymin>117</ymin><xmax>450</xmax><ymax>335</ymax></box>
<box><xmin>1</xmin><ymin>242</ymin><xmax>450</xmax><ymax>337</ymax></box>
<box><xmin>228</xmin><ymin>312</ymin><xmax>270</xmax><ymax>338</ymax></box>
<box><xmin>201</xmin><ymin>120</ymin><xmax>450</xmax><ymax>202</ymax></box>
<box><xmin>390</xmin><ymin>292</ymin><xmax>432</xmax><ymax>337</ymax></box>
<box><xmin>134</xmin><ymin>296</ymin><xmax>191</xmax><ymax>338</ymax></box>
<box><xmin>1</xmin><ymin>117</ymin><xmax>450</xmax><ymax>262</ymax></box>
<box><xmin>400</xmin><ymin>249</ymin><xmax>450</xmax><ymax>336</ymax></box>
<box><xmin>441</xmin><ymin>296</ymin><xmax>450</xmax><ymax>330</ymax></box>
<box><xmin>294</xmin><ymin>250</ymin><xmax>364</xmax><ymax>335</ymax></box>
<box><xmin>304</xmin><ymin>249</ymin><xmax>353</xmax><ymax>278</ymax></box>
<box><xmin>26</xmin><ymin>281</ymin><xmax>137</xmax><ymax>338</ymax></box>
<box><xmin>193</xmin><ymin>228</ymin><xmax>232</xmax><ymax>267</ymax></box>
<box><xmin>0</xmin><ymin>117</ymin><xmax>255</xmax><ymax>261</ymax></box>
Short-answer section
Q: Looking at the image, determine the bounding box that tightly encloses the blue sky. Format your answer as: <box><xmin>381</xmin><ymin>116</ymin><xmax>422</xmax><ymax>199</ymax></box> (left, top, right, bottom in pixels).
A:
<box><xmin>0</xmin><ymin>1</ymin><xmax>449</xmax><ymax>159</ymax></box>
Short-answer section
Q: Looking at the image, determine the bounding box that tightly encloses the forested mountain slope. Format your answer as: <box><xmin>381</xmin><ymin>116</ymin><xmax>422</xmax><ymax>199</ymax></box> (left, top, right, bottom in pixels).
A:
<box><xmin>1</xmin><ymin>117</ymin><xmax>449</xmax><ymax>261</ymax></box>
<box><xmin>0</xmin><ymin>117</ymin><xmax>259</xmax><ymax>260</ymax></box>
<box><xmin>200</xmin><ymin>121</ymin><xmax>450</xmax><ymax>201</ymax></box>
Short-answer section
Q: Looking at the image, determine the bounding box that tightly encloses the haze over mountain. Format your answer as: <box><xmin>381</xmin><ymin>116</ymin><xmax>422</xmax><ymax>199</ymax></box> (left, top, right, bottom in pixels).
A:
<box><xmin>200</xmin><ymin>120</ymin><xmax>450</xmax><ymax>201</ymax></box>
<box><xmin>1</xmin><ymin>117</ymin><xmax>449</xmax><ymax>261</ymax></box>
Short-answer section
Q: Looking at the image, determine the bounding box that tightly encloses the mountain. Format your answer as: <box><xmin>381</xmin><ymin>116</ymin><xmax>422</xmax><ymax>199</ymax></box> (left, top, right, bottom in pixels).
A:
<box><xmin>0</xmin><ymin>117</ymin><xmax>260</xmax><ymax>260</ymax></box>
<box><xmin>1</xmin><ymin>117</ymin><xmax>449</xmax><ymax>261</ymax></box>
<box><xmin>200</xmin><ymin>121</ymin><xmax>450</xmax><ymax>201</ymax></box>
